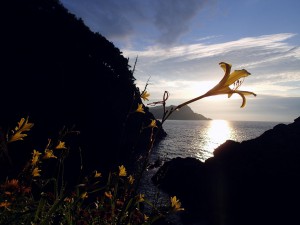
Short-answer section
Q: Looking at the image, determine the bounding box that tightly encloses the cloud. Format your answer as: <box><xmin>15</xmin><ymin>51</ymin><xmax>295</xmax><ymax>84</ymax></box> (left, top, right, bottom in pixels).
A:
<box><xmin>60</xmin><ymin>0</ymin><xmax>211</xmax><ymax>45</ymax></box>
<box><xmin>151</xmin><ymin>0</ymin><xmax>211</xmax><ymax>45</ymax></box>
<box><xmin>124</xmin><ymin>33</ymin><xmax>300</xmax><ymax>96</ymax></box>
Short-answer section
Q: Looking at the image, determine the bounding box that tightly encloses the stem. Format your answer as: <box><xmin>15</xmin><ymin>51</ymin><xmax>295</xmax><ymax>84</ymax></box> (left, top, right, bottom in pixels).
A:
<box><xmin>162</xmin><ymin>93</ymin><xmax>208</xmax><ymax>123</ymax></box>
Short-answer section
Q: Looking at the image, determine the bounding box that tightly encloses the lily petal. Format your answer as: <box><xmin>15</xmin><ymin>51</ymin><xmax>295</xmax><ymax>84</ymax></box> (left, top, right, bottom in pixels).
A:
<box><xmin>217</xmin><ymin>62</ymin><xmax>232</xmax><ymax>86</ymax></box>
<box><xmin>225</xmin><ymin>69</ymin><xmax>251</xmax><ymax>86</ymax></box>
<box><xmin>235</xmin><ymin>90</ymin><xmax>257</xmax><ymax>108</ymax></box>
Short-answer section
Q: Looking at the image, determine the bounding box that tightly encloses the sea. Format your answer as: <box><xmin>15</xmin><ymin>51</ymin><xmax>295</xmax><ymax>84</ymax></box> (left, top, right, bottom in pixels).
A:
<box><xmin>150</xmin><ymin>120</ymin><xmax>286</xmax><ymax>163</ymax></box>
<box><xmin>139</xmin><ymin>119</ymin><xmax>288</xmax><ymax>224</ymax></box>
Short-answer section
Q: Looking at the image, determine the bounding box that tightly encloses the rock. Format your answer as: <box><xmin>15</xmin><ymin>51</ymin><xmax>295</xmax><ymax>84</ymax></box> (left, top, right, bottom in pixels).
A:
<box><xmin>153</xmin><ymin>116</ymin><xmax>300</xmax><ymax>225</ymax></box>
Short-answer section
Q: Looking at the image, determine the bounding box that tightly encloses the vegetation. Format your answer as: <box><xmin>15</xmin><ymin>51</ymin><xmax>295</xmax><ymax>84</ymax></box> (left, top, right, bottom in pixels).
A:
<box><xmin>0</xmin><ymin>62</ymin><xmax>255</xmax><ymax>224</ymax></box>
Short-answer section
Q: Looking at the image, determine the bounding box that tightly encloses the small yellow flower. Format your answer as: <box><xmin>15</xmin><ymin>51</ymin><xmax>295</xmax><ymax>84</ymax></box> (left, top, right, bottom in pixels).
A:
<box><xmin>141</xmin><ymin>91</ymin><xmax>150</xmax><ymax>101</ymax></box>
<box><xmin>31</xmin><ymin>150</ymin><xmax>42</xmax><ymax>166</ymax></box>
<box><xmin>0</xmin><ymin>201</ymin><xmax>11</xmax><ymax>208</ymax></box>
<box><xmin>8</xmin><ymin>117</ymin><xmax>34</xmax><ymax>143</ymax></box>
<box><xmin>170</xmin><ymin>196</ymin><xmax>184</xmax><ymax>211</ymax></box>
<box><xmin>136</xmin><ymin>103</ymin><xmax>145</xmax><ymax>114</ymax></box>
<box><xmin>105</xmin><ymin>191</ymin><xmax>113</xmax><ymax>199</ymax></box>
<box><xmin>55</xmin><ymin>141</ymin><xmax>67</xmax><ymax>149</ymax></box>
<box><xmin>43</xmin><ymin>149</ymin><xmax>57</xmax><ymax>159</ymax></box>
<box><xmin>144</xmin><ymin>214</ymin><xmax>149</xmax><ymax>221</ymax></box>
<box><xmin>80</xmin><ymin>192</ymin><xmax>88</xmax><ymax>199</ymax></box>
<box><xmin>149</xmin><ymin>119</ymin><xmax>157</xmax><ymax>128</ymax></box>
<box><xmin>94</xmin><ymin>170</ymin><xmax>102</xmax><ymax>178</ymax></box>
<box><xmin>137</xmin><ymin>194</ymin><xmax>145</xmax><ymax>202</ymax></box>
<box><xmin>32</xmin><ymin>167</ymin><xmax>41</xmax><ymax>177</ymax></box>
<box><xmin>119</xmin><ymin>165</ymin><xmax>127</xmax><ymax>177</ymax></box>
<box><xmin>128</xmin><ymin>175</ymin><xmax>135</xmax><ymax>184</ymax></box>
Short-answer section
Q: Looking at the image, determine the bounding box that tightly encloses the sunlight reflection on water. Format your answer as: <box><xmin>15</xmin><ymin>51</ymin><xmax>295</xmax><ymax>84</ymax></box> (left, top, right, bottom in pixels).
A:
<box><xmin>153</xmin><ymin>120</ymin><xmax>281</xmax><ymax>162</ymax></box>
<box><xmin>195</xmin><ymin>120</ymin><xmax>231</xmax><ymax>159</ymax></box>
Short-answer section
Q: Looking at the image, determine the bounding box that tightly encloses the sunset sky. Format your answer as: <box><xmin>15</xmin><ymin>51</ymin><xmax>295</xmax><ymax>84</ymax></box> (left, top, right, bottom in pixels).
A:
<box><xmin>61</xmin><ymin>0</ymin><xmax>300</xmax><ymax>122</ymax></box>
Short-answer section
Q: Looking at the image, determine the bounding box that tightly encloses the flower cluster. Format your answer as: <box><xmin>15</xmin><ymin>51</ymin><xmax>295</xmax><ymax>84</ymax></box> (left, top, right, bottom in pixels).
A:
<box><xmin>0</xmin><ymin>118</ymin><xmax>182</xmax><ymax>225</ymax></box>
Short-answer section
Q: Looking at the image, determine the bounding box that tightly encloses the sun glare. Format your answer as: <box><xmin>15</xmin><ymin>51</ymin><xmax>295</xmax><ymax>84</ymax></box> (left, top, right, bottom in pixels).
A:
<box><xmin>205</xmin><ymin>120</ymin><xmax>231</xmax><ymax>153</ymax></box>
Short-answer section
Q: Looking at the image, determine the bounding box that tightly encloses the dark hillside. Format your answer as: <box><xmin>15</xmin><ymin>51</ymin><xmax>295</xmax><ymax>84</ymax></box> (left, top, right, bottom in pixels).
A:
<box><xmin>149</xmin><ymin>105</ymin><xmax>210</xmax><ymax>120</ymax></box>
<box><xmin>0</xmin><ymin>0</ymin><xmax>162</xmax><ymax>184</ymax></box>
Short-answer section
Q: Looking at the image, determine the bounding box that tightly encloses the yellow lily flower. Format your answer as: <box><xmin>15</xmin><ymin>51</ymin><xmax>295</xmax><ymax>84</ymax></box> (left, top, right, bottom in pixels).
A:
<box><xmin>31</xmin><ymin>150</ymin><xmax>42</xmax><ymax>166</ymax></box>
<box><xmin>141</xmin><ymin>91</ymin><xmax>150</xmax><ymax>101</ymax></box>
<box><xmin>136</xmin><ymin>103</ymin><xmax>145</xmax><ymax>114</ymax></box>
<box><xmin>55</xmin><ymin>141</ymin><xmax>67</xmax><ymax>149</ymax></box>
<box><xmin>32</xmin><ymin>167</ymin><xmax>41</xmax><ymax>177</ymax></box>
<box><xmin>80</xmin><ymin>192</ymin><xmax>88</xmax><ymax>199</ymax></box>
<box><xmin>205</xmin><ymin>62</ymin><xmax>257</xmax><ymax>107</ymax></box>
<box><xmin>170</xmin><ymin>196</ymin><xmax>184</xmax><ymax>211</ymax></box>
<box><xmin>8</xmin><ymin>117</ymin><xmax>34</xmax><ymax>143</ymax></box>
<box><xmin>94</xmin><ymin>170</ymin><xmax>102</xmax><ymax>178</ymax></box>
<box><xmin>149</xmin><ymin>119</ymin><xmax>158</xmax><ymax>128</ymax></box>
<box><xmin>128</xmin><ymin>175</ymin><xmax>135</xmax><ymax>184</ymax></box>
<box><xmin>43</xmin><ymin>149</ymin><xmax>57</xmax><ymax>159</ymax></box>
<box><xmin>137</xmin><ymin>194</ymin><xmax>145</xmax><ymax>202</ymax></box>
<box><xmin>0</xmin><ymin>201</ymin><xmax>11</xmax><ymax>208</ymax></box>
<box><xmin>144</xmin><ymin>214</ymin><xmax>149</xmax><ymax>221</ymax></box>
<box><xmin>118</xmin><ymin>165</ymin><xmax>127</xmax><ymax>177</ymax></box>
<box><xmin>176</xmin><ymin>62</ymin><xmax>256</xmax><ymax>110</ymax></box>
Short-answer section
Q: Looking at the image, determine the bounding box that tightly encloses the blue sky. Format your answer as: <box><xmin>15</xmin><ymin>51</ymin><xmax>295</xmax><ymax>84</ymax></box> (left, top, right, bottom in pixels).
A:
<box><xmin>60</xmin><ymin>0</ymin><xmax>300</xmax><ymax>122</ymax></box>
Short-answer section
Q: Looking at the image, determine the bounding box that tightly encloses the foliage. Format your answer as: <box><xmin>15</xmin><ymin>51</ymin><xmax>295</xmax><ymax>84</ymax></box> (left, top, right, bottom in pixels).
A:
<box><xmin>0</xmin><ymin>117</ymin><xmax>182</xmax><ymax>225</ymax></box>
<box><xmin>0</xmin><ymin>62</ymin><xmax>255</xmax><ymax>224</ymax></box>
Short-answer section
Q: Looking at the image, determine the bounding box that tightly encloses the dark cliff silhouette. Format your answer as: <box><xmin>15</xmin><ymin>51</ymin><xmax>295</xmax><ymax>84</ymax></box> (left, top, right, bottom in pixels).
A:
<box><xmin>149</xmin><ymin>105</ymin><xmax>210</xmax><ymax>120</ymax></box>
<box><xmin>0</xmin><ymin>0</ymin><xmax>164</xmax><ymax>185</ymax></box>
<box><xmin>153</xmin><ymin>116</ymin><xmax>300</xmax><ymax>225</ymax></box>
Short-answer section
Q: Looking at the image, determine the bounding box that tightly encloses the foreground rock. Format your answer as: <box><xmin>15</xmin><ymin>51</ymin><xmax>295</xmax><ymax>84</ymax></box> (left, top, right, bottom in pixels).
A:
<box><xmin>153</xmin><ymin>116</ymin><xmax>300</xmax><ymax>225</ymax></box>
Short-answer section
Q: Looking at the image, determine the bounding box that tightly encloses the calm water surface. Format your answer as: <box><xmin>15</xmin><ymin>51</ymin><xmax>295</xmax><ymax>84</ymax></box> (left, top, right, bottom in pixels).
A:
<box><xmin>151</xmin><ymin>120</ymin><xmax>284</xmax><ymax>162</ymax></box>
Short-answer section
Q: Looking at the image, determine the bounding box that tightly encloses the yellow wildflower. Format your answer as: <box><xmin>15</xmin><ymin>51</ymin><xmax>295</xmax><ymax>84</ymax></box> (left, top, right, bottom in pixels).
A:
<box><xmin>176</xmin><ymin>62</ymin><xmax>256</xmax><ymax>110</ymax></box>
<box><xmin>105</xmin><ymin>191</ymin><xmax>113</xmax><ymax>199</ymax></box>
<box><xmin>80</xmin><ymin>192</ymin><xmax>88</xmax><ymax>199</ymax></box>
<box><xmin>144</xmin><ymin>214</ymin><xmax>149</xmax><ymax>221</ymax></box>
<box><xmin>94</xmin><ymin>170</ymin><xmax>102</xmax><ymax>178</ymax></box>
<box><xmin>31</xmin><ymin>150</ymin><xmax>42</xmax><ymax>166</ymax></box>
<box><xmin>118</xmin><ymin>165</ymin><xmax>127</xmax><ymax>177</ymax></box>
<box><xmin>141</xmin><ymin>91</ymin><xmax>150</xmax><ymax>101</ymax></box>
<box><xmin>137</xmin><ymin>194</ymin><xmax>145</xmax><ymax>202</ymax></box>
<box><xmin>43</xmin><ymin>149</ymin><xmax>57</xmax><ymax>159</ymax></box>
<box><xmin>0</xmin><ymin>201</ymin><xmax>11</xmax><ymax>208</ymax></box>
<box><xmin>8</xmin><ymin>117</ymin><xmax>34</xmax><ymax>143</ymax></box>
<box><xmin>204</xmin><ymin>62</ymin><xmax>256</xmax><ymax>107</ymax></box>
<box><xmin>136</xmin><ymin>103</ymin><xmax>145</xmax><ymax>114</ymax></box>
<box><xmin>170</xmin><ymin>196</ymin><xmax>184</xmax><ymax>211</ymax></box>
<box><xmin>149</xmin><ymin>119</ymin><xmax>157</xmax><ymax>128</ymax></box>
<box><xmin>32</xmin><ymin>167</ymin><xmax>41</xmax><ymax>177</ymax></box>
<box><xmin>55</xmin><ymin>141</ymin><xmax>67</xmax><ymax>149</ymax></box>
<box><xmin>128</xmin><ymin>175</ymin><xmax>135</xmax><ymax>184</ymax></box>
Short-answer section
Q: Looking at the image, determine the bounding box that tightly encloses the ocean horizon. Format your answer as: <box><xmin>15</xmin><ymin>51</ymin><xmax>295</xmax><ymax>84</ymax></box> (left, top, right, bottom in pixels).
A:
<box><xmin>152</xmin><ymin>119</ymin><xmax>287</xmax><ymax>162</ymax></box>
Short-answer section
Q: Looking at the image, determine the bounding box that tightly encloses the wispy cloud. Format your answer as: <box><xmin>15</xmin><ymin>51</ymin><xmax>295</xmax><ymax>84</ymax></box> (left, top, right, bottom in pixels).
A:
<box><xmin>124</xmin><ymin>33</ymin><xmax>300</xmax><ymax>98</ymax></box>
